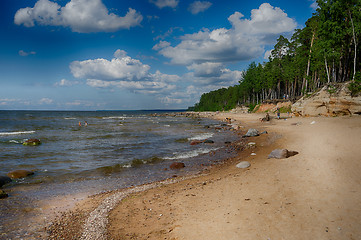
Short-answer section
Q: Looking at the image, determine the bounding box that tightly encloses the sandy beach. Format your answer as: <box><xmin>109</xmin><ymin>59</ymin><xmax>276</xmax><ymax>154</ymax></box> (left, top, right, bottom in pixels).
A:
<box><xmin>48</xmin><ymin>112</ymin><xmax>361</xmax><ymax>240</ymax></box>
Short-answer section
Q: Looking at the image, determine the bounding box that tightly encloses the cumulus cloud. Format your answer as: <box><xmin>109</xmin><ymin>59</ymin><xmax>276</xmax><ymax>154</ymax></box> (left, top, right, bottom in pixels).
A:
<box><xmin>71</xmin><ymin>50</ymin><xmax>179</xmax><ymax>94</ymax></box>
<box><xmin>187</xmin><ymin>62</ymin><xmax>224</xmax><ymax>78</ymax></box>
<box><xmin>150</xmin><ymin>0</ymin><xmax>179</xmax><ymax>9</ymax></box>
<box><xmin>14</xmin><ymin>0</ymin><xmax>143</xmax><ymax>33</ymax></box>
<box><xmin>19</xmin><ymin>50</ymin><xmax>36</xmax><ymax>56</ymax></box>
<box><xmin>70</xmin><ymin>50</ymin><xmax>150</xmax><ymax>81</ymax></box>
<box><xmin>188</xmin><ymin>1</ymin><xmax>212</xmax><ymax>15</ymax></box>
<box><xmin>154</xmin><ymin>3</ymin><xmax>297</xmax><ymax>65</ymax></box>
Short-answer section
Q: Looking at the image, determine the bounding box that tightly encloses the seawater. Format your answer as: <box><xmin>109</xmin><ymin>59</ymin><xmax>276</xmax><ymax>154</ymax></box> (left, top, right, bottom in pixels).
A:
<box><xmin>0</xmin><ymin>110</ymin><xmax>238</xmax><ymax>238</ymax></box>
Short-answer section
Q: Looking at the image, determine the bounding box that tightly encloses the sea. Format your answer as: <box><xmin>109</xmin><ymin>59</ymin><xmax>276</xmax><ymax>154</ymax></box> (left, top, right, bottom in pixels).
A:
<box><xmin>0</xmin><ymin>110</ymin><xmax>239</xmax><ymax>239</ymax></box>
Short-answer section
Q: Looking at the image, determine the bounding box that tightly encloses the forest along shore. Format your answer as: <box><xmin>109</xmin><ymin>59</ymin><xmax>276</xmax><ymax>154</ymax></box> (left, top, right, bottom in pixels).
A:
<box><xmin>47</xmin><ymin>112</ymin><xmax>361</xmax><ymax>240</ymax></box>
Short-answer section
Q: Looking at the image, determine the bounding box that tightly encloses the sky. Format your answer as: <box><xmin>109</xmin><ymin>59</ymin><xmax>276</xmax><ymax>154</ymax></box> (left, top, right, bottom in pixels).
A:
<box><xmin>0</xmin><ymin>0</ymin><xmax>317</xmax><ymax>110</ymax></box>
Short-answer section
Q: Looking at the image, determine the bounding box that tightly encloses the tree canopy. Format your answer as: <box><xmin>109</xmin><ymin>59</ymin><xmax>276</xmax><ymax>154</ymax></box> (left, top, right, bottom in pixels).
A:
<box><xmin>190</xmin><ymin>0</ymin><xmax>361</xmax><ymax>111</ymax></box>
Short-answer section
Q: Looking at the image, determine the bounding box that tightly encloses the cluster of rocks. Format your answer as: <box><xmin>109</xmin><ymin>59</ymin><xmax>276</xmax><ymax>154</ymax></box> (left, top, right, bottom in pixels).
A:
<box><xmin>236</xmin><ymin>127</ymin><xmax>299</xmax><ymax>169</ymax></box>
<box><xmin>0</xmin><ymin>170</ymin><xmax>35</xmax><ymax>199</ymax></box>
<box><xmin>23</xmin><ymin>138</ymin><xmax>41</xmax><ymax>146</ymax></box>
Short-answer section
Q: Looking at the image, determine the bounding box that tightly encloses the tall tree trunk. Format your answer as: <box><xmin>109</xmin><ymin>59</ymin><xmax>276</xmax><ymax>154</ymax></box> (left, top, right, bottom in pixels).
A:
<box><xmin>301</xmin><ymin>31</ymin><xmax>315</xmax><ymax>96</ymax></box>
<box><xmin>349</xmin><ymin>10</ymin><xmax>357</xmax><ymax>81</ymax></box>
<box><xmin>325</xmin><ymin>57</ymin><xmax>330</xmax><ymax>83</ymax></box>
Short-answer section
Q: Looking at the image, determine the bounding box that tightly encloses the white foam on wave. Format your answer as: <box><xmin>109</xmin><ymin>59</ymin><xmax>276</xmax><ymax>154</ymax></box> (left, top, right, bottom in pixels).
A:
<box><xmin>0</xmin><ymin>131</ymin><xmax>35</xmax><ymax>136</ymax></box>
<box><xmin>188</xmin><ymin>132</ymin><xmax>214</xmax><ymax>141</ymax></box>
<box><xmin>164</xmin><ymin>147</ymin><xmax>219</xmax><ymax>160</ymax></box>
<box><xmin>102</xmin><ymin>116</ymin><xmax>125</xmax><ymax>120</ymax></box>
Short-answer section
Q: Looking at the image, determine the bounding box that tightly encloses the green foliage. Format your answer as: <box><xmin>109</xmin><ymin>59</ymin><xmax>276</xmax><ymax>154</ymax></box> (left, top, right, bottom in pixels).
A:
<box><xmin>349</xmin><ymin>72</ymin><xmax>361</xmax><ymax>96</ymax></box>
<box><xmin>248</xmin><ymin>103</ymin><xmax>258</xmax><ymax>112</ymax></box>
<box><xmin>327</xmin><ymin>85</ymin><xmax>337</xmax><ymax>94</ymax></box>
<box><xmin>279</xmin><ymin>106</ymin><xmax>292</xmax><ymax>113</ymax></box>
<box><xmin>190</xmin><ymin>0</ymin><xmax>360</xmax><ymax>112</ymax></box>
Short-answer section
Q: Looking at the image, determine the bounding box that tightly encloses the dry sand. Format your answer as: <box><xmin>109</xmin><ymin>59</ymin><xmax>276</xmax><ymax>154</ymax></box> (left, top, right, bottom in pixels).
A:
<box><xmin>49</xmin><ymin>113</ymin><xmax>361</xmax><ymax>240</ymax></box>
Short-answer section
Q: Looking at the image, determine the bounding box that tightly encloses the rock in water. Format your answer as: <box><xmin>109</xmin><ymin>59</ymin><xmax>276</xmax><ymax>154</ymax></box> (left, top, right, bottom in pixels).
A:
<box><xmin>0</xmin><ymin>190</ymin><xmax>8</xmax><ymax>199</ymax></box>
<box><xmin>190</xmin><ymin>140</ymin><xmax>202</xmax><ymax>145</ymax></box>
<box><xmin>170</xmin><ymin>162</ymin><xmax>185</xmax><ymax>170</ymax></box>
<box><xmin>0</xmin><ymin>176</ymin><xmax>12</xmax><ymax>187</ymax></box>
<box><xmin>7</xmin><ymin>170</ymin><xmax>34</xmax><ymax>179</ymax></box>
<box><xmin>268</xmin><ymin>149</ymin><xmax>299</xmax><ymax>159</ymax></box>
<box><xmin>204</xmin><ymin>139</ymin><xmax>214</xmax><ymax>144</ymax></box>
<box><xmin>23</xmin><ymin>139</ymin><xmax>41</xmax><ymax>146</ymax></box>
<box><xmin>236</xmin><ymin>161</ymin><xmax>251</xmax><ymax>169</ymax></box>
<box><xmin>243</xmin><ymin>128</ymin><xmax>260</xmax><ymax>137</ymax></box>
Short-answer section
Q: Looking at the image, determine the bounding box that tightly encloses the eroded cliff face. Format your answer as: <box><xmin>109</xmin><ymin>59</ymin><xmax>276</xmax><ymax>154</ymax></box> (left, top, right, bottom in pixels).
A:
<box><xmin>292</xmin><ymin>82</ymin><xmax>361</xmax><ymax>116</ymax></box>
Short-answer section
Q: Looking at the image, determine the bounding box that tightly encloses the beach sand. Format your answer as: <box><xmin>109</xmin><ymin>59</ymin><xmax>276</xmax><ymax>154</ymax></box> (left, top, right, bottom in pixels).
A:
<box><xmin>48</xmin><ymin>113</ymin><xmax>361</xmax><ymax>240</ymax></box>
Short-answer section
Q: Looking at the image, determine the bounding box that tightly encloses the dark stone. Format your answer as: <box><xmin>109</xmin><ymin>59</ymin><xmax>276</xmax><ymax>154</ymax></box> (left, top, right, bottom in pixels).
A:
<box><xmin>0</xmin><ymin>190</ymin><xmax>8</xmax><ymax>199</ymax></box>
<box><xmin>23</xmin><ymin>139</ymin><xmax>41</xmax><ymax>146</ymax></box>
<box><xmin>286</xmin><ymin>150</ymin><xmax>299</xmax><ymax>157</ymax></box>
<box><xmin>268</xmin><ymin>149</ymin><xmax>299</xmax><ymax>159</ymax></box>
<box><xmin>0</xmin><ymin>176</ymin><xmax>12</xmax><ymax>187</ymax></box>
<box><xmin>190</xmin><ymin>140</ymin><xmax>202</xmax><ymax>145</ymax></box>
<box><xmin>243</xmin><ymin>128</ymin><xmax>260</xmax><ymax>137</ymax></box>
<box><xmin>7</xmin><ymin>170</ymin><xmax>34</xmax><ymax>179</ymax></box>
<box><xmin>170</xmin><ymin>162</ymin><xmax>185</xmax><ymax>170</ymax></box>
<box><xmin>204</xmin><ymin>139</ymin><xmax>214</xmax><ymax>144</ymax></box>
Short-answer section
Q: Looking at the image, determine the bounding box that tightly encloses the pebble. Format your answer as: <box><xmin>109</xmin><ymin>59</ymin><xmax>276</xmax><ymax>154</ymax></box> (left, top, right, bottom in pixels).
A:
<box><xmin>236</xmin><ymin>161</ymin><xmax>251</xmax><ymax>169</ymax></box>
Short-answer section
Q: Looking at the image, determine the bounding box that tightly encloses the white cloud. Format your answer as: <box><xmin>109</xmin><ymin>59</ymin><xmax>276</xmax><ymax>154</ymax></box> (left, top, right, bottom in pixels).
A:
<box><xmin>264</xmin><ymin>49</ymin><xmax>272</xmax><ymax>60</ymax></box>
<box><xmin>188</xmin><ymin>1</ymin><xmax>212</xmax><ymax>15</ymax></box>
<box><xmin>152</xmin><ymin>41</ymin><xmax>171</xmax><ymax>51</ymax></box>
<box><xmin>150</xmin><ymin>0</ymin><xmax>179</xmax><ymax>9</ymax></box>
<box><xmin>14</xmin><ymin>0</ymin><xmax>143</xmax><ymax>33</ymax></box>
<box><xmin>55</xmin><ymin>79</ymin><xmax>80</xmax><ymax>87</ymax></box>
<box><xmin>39</xmin><ymin>98</ymin><xmax>53</xmax><ymax>104</ymax></box>
<box><xmin>19</xmin><ymin>50</ymin><xmax>36</xmax><ymax>56</ymax></box>
<box><xmin>72</xmin><ymin>50</ymin><xmax>179</xmax><ymax>95</ymax></box>
<box><xmin>0</xmin><ymin>99</ymin><xmax>18</xmax><ymax>106</ymax></box>
<box><xmin>310</xmin><ymin>1</ymin><xmax>318</xmax><ymax>10</ymax></box>
<box><xmin>187</xmin><ymin>62</ymin><xmax>224</xmax><ymax>78</ymax></box>
<box><xmin>159</xmin><ymin>96</ymin><xmax>183</xmax><ymax>104</ymax></box>
<box><xmin>154</xmin><ymin>3</ymin><xmax>297</xmax><ymax>65</ymax></box>
<box><xmin>65</xmin><ymin>100</ymin><xmax>96</xmax><ymax>107</ymax></box>
<box><xmin>70</xmin><ymin>50</ymin><xmax>150</xmax><ymax>81</ymax></box>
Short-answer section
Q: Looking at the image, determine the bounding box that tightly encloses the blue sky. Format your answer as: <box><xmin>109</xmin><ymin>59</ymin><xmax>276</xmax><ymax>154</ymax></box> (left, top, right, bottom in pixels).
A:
<box><xmin>0</xmin><ymin>0</ymin><xmax>317</xmax><ymax>110</ymax></box>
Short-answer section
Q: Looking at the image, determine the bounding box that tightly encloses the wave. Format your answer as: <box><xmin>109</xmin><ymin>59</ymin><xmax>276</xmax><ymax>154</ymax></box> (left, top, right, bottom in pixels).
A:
<box><xmin>188</xmin><ymin>133</ymin><xmax>214</xmax><ymax>141</ymax></box>
<box><xmin>164</xmin><ymin>147</ymin><xmax>219</xmax><ymax>160</ymax></box>
<box><xmin>0</xmin><ymin>131</ymin><xmax>35</xmax><ymax>136</ymax></box>
<box><xmin>102</xmin><ymin>116</ymin><xmax>126</xmax><ymax>120</ymax></box>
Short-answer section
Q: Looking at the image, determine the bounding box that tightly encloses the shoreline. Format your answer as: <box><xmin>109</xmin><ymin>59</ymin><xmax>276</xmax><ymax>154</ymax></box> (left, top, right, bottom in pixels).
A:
<box><xmin>45</xmin><ymin>112</ymin><xmax>274</xmax><ymax>239</ymax></box>
<box><xmin>48</xmin><ymin>112</ymin><xmax>361</xmax><ymax>239</ymax></box>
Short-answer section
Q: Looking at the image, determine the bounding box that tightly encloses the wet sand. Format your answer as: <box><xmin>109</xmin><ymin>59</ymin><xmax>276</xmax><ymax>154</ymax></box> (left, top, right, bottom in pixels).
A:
<box><xmin>48</xmin><ymin>112</ymin><xmax>361</xmax><ymax>240</ymax></box>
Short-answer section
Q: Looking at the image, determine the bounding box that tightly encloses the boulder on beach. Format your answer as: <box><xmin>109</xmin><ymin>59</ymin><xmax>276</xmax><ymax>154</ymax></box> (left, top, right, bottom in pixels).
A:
<box><xmin>243</xmin><ymin>128</ymin><xmax>260</xmax><ymax>137</ymax></box>
<box><xmin>7</xmin><ymin>170</ymin><xmax>34</xmax><ymax>179</ymax></box>
<box><xmin>204</xmin><ymin>139</ymin><xmax>214</xmax><ymax>144</ymax></box>
<box><xmin>23</xmin><ymin>139</ymin><xmax>41</xmax><ymax>146</ymax></box>
<box><xmin>0</xmin><ymin>176</ymin><xmax>12</xmax><ymax>187</ymax></box>
<box><xmin>236</xmin><ymin>161</ymin><xmax>251</xmax><ymax>169</ymax></box>
<box><xmin>170</xmin><ymin>162</ymin><xmax>185</xmax><ymax>170</ymax></box>
<box><xmin>268</xmin><ymin>149</ymin><xmax>299</xmax><ymax>159</ymax></box>
<box><xmin>0</xmin><ymin>190</ymin><xmax>8</xmax><ymax>199</ymax></box>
